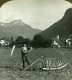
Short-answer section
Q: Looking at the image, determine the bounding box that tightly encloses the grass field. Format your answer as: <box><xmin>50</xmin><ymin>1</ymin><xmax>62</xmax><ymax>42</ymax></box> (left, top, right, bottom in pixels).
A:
<box><xmin>0</xmin><ymin>47</ymin><xmax>72</xmax><ymax>80</ymax></box>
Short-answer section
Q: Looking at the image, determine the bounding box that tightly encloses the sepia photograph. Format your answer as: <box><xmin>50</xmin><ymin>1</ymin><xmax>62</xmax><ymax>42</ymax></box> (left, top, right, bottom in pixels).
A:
<box><xmin>0</xmin><ymin>0</ymin><xmax>72</xmax><ymax>80</ymax></box>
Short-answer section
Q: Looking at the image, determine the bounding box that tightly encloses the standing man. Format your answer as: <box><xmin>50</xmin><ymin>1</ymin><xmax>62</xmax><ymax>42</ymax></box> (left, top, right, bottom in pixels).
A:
<box><xmin>21</xmin><ymin>44</ymin><xmax>32</xmax><ymax>70</ymax></box>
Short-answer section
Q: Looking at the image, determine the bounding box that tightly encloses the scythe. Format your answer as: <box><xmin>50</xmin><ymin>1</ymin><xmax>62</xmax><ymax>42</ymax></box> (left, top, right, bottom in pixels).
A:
<box><xmin>11</xmin><ymin>45</ymin><xmax>16</xmax><ymax>56</ymax></box>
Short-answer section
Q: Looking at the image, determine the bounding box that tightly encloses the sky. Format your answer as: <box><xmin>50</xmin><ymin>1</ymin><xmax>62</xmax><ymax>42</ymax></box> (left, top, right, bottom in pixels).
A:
<box><xmin>0</xmin><ymin>0</ymin><xmax>72</xmax><ymax>30</ymax></box>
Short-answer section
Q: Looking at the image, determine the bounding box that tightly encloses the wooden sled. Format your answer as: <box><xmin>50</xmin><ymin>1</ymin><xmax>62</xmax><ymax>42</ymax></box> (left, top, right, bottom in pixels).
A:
<box><xmin>42</xmin><ymin>63</ymin><xmax>68</xmax><ymax>70</ymax></box>
<box><xmin>37</xmin><ymin>57</ymin><xmax>68</xmax><ymax>71</ymax></box>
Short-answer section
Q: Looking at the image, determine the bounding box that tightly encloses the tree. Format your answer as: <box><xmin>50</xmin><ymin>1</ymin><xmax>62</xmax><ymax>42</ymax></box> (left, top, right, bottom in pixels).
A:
<box><xmin>43</xmin><ymin>39</ymin><xmax>53</xmax><ymax>48</ymax></box>
<box><xmin>16</xmin><ymin>36</ymin><xmax>25</xmax><ymax>47</ymax></box>
<box><xmin>24</xmin><ymin>38</ymin><xmax>32</xmax><ymax>46</ymax></box>
<box><xmin>11</xmin><ymin>37</ymin><xmax>13</xmax><ymax>42</ymax></box>
<box><xmin>16</xmin><ymin>36</ymin><xmax>25</xmax><ymax>44</ymax></box>
<box><xmin>32</xmin><ymin>34</ymin><xmax>44</xmax><ymax>48</ymax></box>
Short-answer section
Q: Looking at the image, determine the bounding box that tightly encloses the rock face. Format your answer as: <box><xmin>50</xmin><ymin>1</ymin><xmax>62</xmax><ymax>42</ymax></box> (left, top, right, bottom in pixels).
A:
<box><xmin>0</xmin><ymin>20</ymin><xmax>42</xmax><ymax>39</ymax></box>
<box><xmin>40</xmin><ymin>8</ymin><xmax>72</xmax><ymax>39</ymax></box>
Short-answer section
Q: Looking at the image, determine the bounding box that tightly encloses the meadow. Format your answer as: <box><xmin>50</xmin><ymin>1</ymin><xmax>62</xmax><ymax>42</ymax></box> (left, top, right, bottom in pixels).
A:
<box><xmin>0</xmin><ymin>47</ymin><xmax>72</xmax><ymax>80</ymax></box>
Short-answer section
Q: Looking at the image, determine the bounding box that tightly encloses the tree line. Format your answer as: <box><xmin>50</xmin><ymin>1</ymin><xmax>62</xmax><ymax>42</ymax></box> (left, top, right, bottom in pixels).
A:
<box><xmin>9</xmin><ymin>34</ymin><xmax>53</xmax><ymax>48</ymax></box>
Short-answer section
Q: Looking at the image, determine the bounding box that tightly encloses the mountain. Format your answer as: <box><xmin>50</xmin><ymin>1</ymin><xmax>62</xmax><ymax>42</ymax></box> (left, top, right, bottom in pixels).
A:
<box><xmin>40</xmin><ymin>8</ymin><xmax>72</xmax><ymax>39</ymax></box>
<box><xmin>0</xmin><ymin>20</ymin><xmax>42</xmax><ymax>40</ymax></box>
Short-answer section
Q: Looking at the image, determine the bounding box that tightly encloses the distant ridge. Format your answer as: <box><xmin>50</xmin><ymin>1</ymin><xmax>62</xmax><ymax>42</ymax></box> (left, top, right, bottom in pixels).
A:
<box><xmin>0</xmin><ymin>20</ymin><xmax>42</xmax><ymax>39</ymax></box>
<box><xmin>40</xmin><ymin>8</ymin><xmax>72</xmax><ymax>39</ymax></box>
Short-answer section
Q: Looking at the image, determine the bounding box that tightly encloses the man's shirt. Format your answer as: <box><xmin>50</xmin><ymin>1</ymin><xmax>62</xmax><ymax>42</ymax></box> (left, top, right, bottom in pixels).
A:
<box><xmin>21</xmin><ymin>46</ymin><xmax>32</xmax><ymax>54</ymax></box>
<box><xmin>21</xmin><ymin>46</ymin><xmax>28</xmax><ymax>53</ymax></box>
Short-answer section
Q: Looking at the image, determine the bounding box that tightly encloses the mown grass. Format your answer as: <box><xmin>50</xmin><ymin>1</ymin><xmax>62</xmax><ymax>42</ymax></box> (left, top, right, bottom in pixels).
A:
<box><xmin>0</xmin><ymin>47</ymin><xmax>72</xmax><ymax>80</ymax></box>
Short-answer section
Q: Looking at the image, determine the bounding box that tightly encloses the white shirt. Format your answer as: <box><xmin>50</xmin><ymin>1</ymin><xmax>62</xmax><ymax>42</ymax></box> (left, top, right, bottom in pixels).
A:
<box><xmin>22</xmin><ymin>46</ymin><xmax>28</xmax><ymax>53</ymax></box>
<box><xmin>22</xmin><ymin>46</ymin><xmax>32</xmax><ymax>53</ymax></box>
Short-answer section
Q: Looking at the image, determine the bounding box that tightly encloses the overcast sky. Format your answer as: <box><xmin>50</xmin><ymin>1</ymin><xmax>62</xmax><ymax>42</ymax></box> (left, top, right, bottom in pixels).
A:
<box><xmin>0</xmin><ymin>0</ymin><xmax>72</xmax><ymax>30</ymax></box>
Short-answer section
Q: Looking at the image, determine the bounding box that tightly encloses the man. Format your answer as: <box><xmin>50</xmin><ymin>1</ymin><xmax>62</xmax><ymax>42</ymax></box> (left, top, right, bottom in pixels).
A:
<box><xmin>21</xmin><ymin>44</ymin><xmax>32</xmax><ymax>70</ymax></box>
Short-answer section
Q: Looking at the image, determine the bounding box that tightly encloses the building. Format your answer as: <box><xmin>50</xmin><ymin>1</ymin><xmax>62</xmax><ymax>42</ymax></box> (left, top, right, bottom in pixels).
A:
<box><xmin>0</xmin><ymin>39</ymin><xmax>9</xmax><ymax>46</ymax></box>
